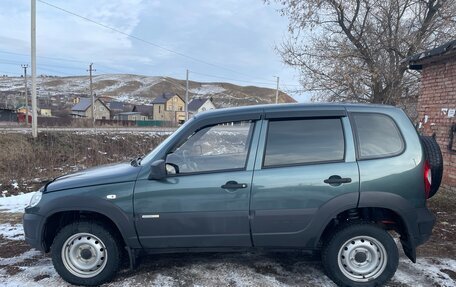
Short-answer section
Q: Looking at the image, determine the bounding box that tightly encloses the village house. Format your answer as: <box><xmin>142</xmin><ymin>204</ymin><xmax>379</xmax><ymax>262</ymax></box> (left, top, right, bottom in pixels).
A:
<box><xmin>107</xmin><ymin>101</ymin><xmax>134</xmax><ymax>119</ymax></box>
<box><xmin>16</xmin><ymin>106</ymin><xmax>32</xmax><ymax>115</ymax></box>
<box><xmin>40</xmin><ymin>106</ymin><xmax>52</xmax><ymax>117</ymax></box>
<box><xmin>107</xmin><ymin>101</ymin><xmax>126</xmax><ymax>115</ymax></box>
<box><xmin>407</xmin><ymin>39</ymin><xmax>456</xmax><ymax>192</ymax></box>
<box><xmin>152</xmin><ymin>92</ymin><xmax>186</xmax><ymax>124</ymax></box>
<box><xmin>188</xmin><ymin>97</ymin><xmax>216</xmax><ymax>117</ymax></box>
<box><xmin>114</xmin><ymin>112</ymin><xmax>147</xmax><ymax>121</ymax></box>
<box><xmin>71</xmin><ymin>98</ymin><xmax>111</xmax><ymax>120</ymax></box>
<box><xmin>132</xmin><ymin>104</ymin><xmax>153</xmax><ymax>119</ymax></box>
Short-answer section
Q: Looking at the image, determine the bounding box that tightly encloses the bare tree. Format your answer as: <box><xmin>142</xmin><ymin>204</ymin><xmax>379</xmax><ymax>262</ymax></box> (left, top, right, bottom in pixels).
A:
<box><xmin>269</xmin><ymin>0</ymin><xmax>456</xmax><ymax>107</ymax></box>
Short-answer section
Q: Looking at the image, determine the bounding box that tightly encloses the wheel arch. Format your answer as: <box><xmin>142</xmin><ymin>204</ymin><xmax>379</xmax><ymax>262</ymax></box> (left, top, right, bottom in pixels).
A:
<box><xmin>39</xmin><ymin>195</ymin><xmax>141</xmax><ymax>252</ymax></box>
<box><xmin>316</xmin><ymin>191</ymin><xmax>418</xmax><ymax>262</ymax></box>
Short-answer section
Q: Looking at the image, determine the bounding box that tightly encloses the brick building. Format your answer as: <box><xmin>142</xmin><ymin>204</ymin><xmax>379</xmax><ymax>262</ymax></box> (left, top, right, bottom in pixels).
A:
<box><xmin>407</xmin><ymin>40</ymin><xmax>456</xmax><ymax>191</ymax></box>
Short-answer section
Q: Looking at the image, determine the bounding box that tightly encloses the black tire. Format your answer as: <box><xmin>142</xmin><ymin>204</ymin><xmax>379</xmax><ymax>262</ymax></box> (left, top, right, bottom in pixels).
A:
<box><xmin>51</xmin><ymin>221</ymin><xmax>122</xmax><ymax>286</ymax></box>
<box><xmin>321</xmin><ymin>223</ymin><xmax>399</xmax><ymax>287</ymax></box>
<box><xmin>420</xmin><ymin>135</ymin><xmax>443</xmax><ymax>198</ymax></box>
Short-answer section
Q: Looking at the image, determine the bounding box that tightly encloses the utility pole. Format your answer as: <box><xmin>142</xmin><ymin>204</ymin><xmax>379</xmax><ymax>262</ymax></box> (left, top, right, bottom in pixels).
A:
<box><xmin>185</xmin><ymin>69</ymin><xmax>189</xmax><ymax>121</ymax></box>
<box><xmin>21</xmin><ymin>64</ymin><xmax>29</xmax><ymax>126</ymax></box>
<box><xmin>31</xmin><ymin>0</ymin><xmax>38</xmax><ymax>138</ymax></box>
<box><xmin>275</xmin><ymin>76</ymin><xmax>280</xmax><ymax>104</ymax></box>
<box><xmin>87</xmin><ymin>63</ymin><xmax>96</xmax><ymax>128</ymax></box>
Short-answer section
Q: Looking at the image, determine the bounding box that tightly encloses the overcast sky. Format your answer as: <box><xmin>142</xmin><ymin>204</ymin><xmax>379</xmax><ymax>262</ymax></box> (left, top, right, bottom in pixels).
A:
<box><xmin>0</xmin><ymin>0</ymin><xmax>308</xmax><ymax>101</ymax></box>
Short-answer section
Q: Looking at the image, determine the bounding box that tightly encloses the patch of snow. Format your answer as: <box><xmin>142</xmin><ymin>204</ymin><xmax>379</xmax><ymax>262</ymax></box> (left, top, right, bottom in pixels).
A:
<box><xmin>151</xmin><ymin>274</ymin><xmax>179</xmax><ymax>286</ymax></box>
<box><xmin>0</xmin><ymin>249</ymin><xmax>42</xmax><ymax>265</ymax></box>
<box><xmin>0</xmin><ymin>257</ymin><xmax>62</xmax><ymax>287</ymax></box>
<box><xmin>0</xmin><ymin>223</ymin><xmax>24</xmax><ymax>240</ymax></box>
<box><xmin>0</xmin><ymin>192</ymin><xmax>35</xmax><ymax>213</ymax></box>
<box><xmin>190</xmin><ymin>84</ymin><xmax>226</xmax><ymax>95</ymax></box>
<box><xmin>394</xmin><ymin>257</ymin><xmax>456</xmax><ymax>287</ymax></box>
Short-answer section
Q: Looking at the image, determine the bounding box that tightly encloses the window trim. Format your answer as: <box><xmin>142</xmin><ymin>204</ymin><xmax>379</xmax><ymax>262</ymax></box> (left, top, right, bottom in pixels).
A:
<box><xmin>261</xmin><ymin>117</ymin><xmax>347</xmax><ymax>169</ymax></box>
<box><xmin>349</xmin><ymin>112</ymin><xmax>406</xmax><ymax>160</ymax></box>
<box><xmin>166</xmin><ymin>120</ymin><xmax>256</xmax><ymax>176</ymax></box>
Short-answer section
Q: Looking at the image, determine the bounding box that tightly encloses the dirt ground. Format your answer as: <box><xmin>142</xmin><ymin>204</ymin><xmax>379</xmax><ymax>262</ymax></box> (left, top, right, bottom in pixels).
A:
<box><xmin>0</xmin><ymin>188</ymin><xmax>455</xmax><ymax>287</ymax></box>
<box><xmin>419</xmin><ymin>188</ymin><xmax>456</xmax><ymax>258</ymax></box>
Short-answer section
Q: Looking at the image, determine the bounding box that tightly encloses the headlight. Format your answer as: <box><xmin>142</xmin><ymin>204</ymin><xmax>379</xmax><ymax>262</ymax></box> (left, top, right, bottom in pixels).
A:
<box><xmin>28</xmin><ymin>191</ymin><xmax>42</xmax><ymax>208</ymax></box>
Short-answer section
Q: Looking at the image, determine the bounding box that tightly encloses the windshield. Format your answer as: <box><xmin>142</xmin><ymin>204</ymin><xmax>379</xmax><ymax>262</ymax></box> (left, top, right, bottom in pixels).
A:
<box><xmin>140</xmin><ymin>118</ymin><xmax>194</xmax><ymax>164</ymax></box>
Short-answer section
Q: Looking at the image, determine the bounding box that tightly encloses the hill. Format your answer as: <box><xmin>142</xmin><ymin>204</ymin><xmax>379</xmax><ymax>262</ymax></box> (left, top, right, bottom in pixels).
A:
<box><xmin>0</xmin><ymin>74</ymin><xmax>296</xmax><ymax>108</ymax></box>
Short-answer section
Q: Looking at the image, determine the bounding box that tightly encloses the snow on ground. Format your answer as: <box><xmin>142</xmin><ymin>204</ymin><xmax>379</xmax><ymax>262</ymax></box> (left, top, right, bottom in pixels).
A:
<box><xmin>0</xmin><ymin>224</ymin><xmax>24</xmax><ymax>241</ymax></box>
<box><xmin>0</xmin><ymin>192</ymin><xmax>34</xmax><ymax>213</ymax></box>
<box><xmin>394</xmin><ymin>258</ymin><xmax>456</xmax><ymax>287</ymax></box>
<box><xmin>0</xmin><ymin>249</ymin><xmax>42</xmax><ymax>266</ymax></box>
<box><xmin>0</xmin><ymin>257</ymin><xmax>63</xmax><ymax>287</ymax></box>
<box><xmin>190</xmin><ymin>84</ymin><xmax>226</xmax><ymax>95</ymax></box>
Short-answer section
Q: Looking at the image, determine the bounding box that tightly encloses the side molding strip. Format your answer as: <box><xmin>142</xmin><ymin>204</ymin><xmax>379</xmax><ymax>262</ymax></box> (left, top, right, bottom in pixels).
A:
<box><xmin>142</xmin><ymin>214</ymin><xmax>160</xmax><ymax>219</ymax></box>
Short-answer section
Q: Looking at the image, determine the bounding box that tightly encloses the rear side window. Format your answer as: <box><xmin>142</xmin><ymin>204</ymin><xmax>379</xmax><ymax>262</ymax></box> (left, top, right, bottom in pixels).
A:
<box><xmin>352</xmin><ymin>113</ymin><xmax>404</xmax><ymax>159</ymax></box>
<box><xmin>264</xmin><ymin>118</ymin><xmax>345</xmax><ymax>167</ymax></box>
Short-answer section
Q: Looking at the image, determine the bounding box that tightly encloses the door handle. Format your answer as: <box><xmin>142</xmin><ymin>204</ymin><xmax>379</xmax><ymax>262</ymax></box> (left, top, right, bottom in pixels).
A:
<box><xmin>324</xmin><ymin>175</ymin><xmax>352</xmax><ymax>186</ymax></box>
<box><xmin>221</xmin><ymin>181</ymin><xmax>248</xmax><ymax>190</ymax></box>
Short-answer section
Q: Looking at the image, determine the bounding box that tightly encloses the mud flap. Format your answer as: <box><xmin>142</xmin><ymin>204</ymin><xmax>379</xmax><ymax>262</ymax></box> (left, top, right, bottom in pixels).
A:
<box><xmin>400</xmin><ymin>237</ymin><xmax>416</xmax><ymax>263</ymax></box>
<box><xmin>125</xmin><ymin>246</ymin><xmax>140</xmax><ymax>270</ymax></box>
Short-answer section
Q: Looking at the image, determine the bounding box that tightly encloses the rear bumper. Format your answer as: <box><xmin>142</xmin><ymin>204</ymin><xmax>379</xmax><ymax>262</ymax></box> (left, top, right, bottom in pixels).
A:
<box><xmin>22</xmin><ymin>212</ymin><xmax>45</xmax><ymax>252</ymax></box>
<box><xmin>401</xmin><ymin>206</ymin><xmax>435</xmax><ymax>262</ymax></box>
<box><xmin>413</xmin><ymin>207</ymin><xmax>436</xmax><ymax>246</ymax></box>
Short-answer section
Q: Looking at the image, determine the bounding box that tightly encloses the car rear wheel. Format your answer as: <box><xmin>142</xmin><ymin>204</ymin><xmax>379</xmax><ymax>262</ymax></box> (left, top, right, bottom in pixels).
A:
<box><xmin>51</xmin><ymin>221</ymin><xmax>122</xmax><ymax>286</ymax></box>
<box><xmin>321</xmin><ymin>223</ymin><xmax>398</xmax><ymax>287</ymax></box>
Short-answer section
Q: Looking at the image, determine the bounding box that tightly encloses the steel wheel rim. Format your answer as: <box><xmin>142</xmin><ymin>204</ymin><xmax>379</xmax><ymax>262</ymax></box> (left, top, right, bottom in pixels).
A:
<box><xmin>337</xmin><ymin>235</ymin><xmax>387</xmax><ymax>282</ymax></box>
<box><xmin>61</xmin><ymin>232</ymin><xmax>108</xmax><ymax>278</ymax></box>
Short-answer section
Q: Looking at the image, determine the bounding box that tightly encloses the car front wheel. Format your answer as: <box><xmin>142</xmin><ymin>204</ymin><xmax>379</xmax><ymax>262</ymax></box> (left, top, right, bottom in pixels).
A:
<box><xmin>51</xmin><ymin>221</ymin><xmax>122</xmax><ymax>286</ymax></box>
<box><xmin>321</xmin><ymin>222</ymin><xmax>399</xmax><ymax>286</ymax></box>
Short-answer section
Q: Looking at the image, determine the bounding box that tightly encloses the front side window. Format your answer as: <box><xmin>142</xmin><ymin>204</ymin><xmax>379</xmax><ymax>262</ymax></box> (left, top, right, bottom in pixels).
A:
<box><xmin>352</xmin><ymin>113</ymin><xmax>404</xmax><ymax>159</ymax></box>
<box><xmin>166</xmin><ymin>121</ymin><xmax>254</xmax><ymax>174</ymax></box>
<box><xmin>264</xmin><ymin>118</ymin><xmax>345</xmax><ymax>167</ymax></box>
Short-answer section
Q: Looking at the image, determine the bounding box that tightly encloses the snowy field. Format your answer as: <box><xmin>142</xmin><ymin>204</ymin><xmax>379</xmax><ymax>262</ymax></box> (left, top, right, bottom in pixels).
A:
<box><xmin>0</xmin><ymin>193</ymin><xmax>455</xmax><ymax>287</ymax></box>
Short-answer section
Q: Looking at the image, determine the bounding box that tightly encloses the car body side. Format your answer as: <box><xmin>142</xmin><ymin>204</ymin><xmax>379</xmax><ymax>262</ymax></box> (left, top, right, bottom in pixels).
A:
<box><xmin>23</xmin><ymin>104</ymin><xmax>435</xmax><ymax>264</ymax></box>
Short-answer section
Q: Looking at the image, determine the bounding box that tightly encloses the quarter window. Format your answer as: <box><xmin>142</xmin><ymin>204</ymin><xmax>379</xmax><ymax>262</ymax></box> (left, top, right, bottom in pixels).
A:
<box><xmin>264</xmin><ymin>118</ymin><xmax>345</xmax><ymax>167</ymax></box>
<box><xmin>352</xmin><ymin>113</ymin><xmax>404</xmax><ymax>159</ymax></box>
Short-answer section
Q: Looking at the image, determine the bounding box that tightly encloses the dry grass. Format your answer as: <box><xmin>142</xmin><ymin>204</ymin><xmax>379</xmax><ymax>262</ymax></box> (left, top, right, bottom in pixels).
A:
<box><xmin>0</xmin><ymin>132</ymin><xmax>167</xmax><ymax>194</ymax></box>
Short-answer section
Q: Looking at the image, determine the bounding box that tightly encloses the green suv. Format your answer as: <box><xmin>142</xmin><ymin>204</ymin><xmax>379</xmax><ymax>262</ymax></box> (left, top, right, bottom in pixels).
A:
<box><xmin>23</xmin><ymin>104</ymin><xmax>441</xmax><ymax>286</ymax></box>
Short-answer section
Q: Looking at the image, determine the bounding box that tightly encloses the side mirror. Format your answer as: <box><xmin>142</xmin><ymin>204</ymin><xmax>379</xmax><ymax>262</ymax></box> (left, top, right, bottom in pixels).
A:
<box><xmin>149</xmin><ymin>160</ymin><xmax>166</xmax><ymax>180</ymax></box>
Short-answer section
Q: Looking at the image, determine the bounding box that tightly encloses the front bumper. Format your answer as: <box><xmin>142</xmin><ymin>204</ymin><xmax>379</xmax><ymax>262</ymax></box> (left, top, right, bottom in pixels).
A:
<box><xmin>23</xmin><ymin>212</ymin><xmax>45</xmax><ymax>252</ymax></box>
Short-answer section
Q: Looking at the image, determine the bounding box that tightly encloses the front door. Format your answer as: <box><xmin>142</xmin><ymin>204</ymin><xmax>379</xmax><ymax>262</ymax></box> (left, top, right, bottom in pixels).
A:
<box><xmin>250</xmin><ymin>116</ymin><xmax>360</xmax><ymax>247</ymax></box>
<box><xmin>134</xmin><ymin>120</ymin><xmax>258</xmax><ymax>249</ymax></box>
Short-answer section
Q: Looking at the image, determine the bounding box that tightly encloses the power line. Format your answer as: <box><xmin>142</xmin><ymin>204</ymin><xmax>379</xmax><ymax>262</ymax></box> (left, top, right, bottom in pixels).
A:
<box><xmin>37</xmin><ymin>0</ymin><xmax>274</xmax><ymax>81</ymax></box>
<box><xmin>0</xmin><ymin>54</ymin><xmax>302</xmax><ymax>89</ymax></box>
<box><xmin>0</xmin><ymin>49</ymin><xmax>292</xmax><ymax>86</ymax></box>
<box><xmin>0</xmin><ymin>50</ymin><xmax>85</xmax><ymax>63</ymax></box>
<box><xmin>0</xmin><ymin>50</ymin><xmax>126</xmax><ymax>74</ymax></box>
<box><xmin>0</xmin><ymin>51</ymin><xmax>301</xmax><ymax>88</ymax></box>
<box><xmin>0</xmin><ymin>70</ymin><xmax>20</xmax><ymax>76</ymax></box>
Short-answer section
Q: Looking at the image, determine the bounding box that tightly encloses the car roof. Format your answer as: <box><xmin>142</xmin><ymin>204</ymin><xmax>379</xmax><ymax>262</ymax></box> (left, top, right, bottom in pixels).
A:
<box><xmin>193</xmin><ymin>103</ymin><xmax>397</xmax><ymax>120</ymax></box>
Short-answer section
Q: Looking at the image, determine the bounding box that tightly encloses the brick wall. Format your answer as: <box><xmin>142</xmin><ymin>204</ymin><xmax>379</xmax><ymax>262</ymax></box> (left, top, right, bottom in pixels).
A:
<box><xmin>417</xmin><ymin>59</ymin><xmax>456</xmax><ymax>191</ymax></box>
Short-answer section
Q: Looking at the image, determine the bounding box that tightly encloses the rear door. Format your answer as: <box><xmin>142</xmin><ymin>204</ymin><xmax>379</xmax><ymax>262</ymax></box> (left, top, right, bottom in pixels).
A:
<box><xmin>250</xmin><ymin>114</ymin><xmax>359</xmax><ymax>247</ymax></box>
